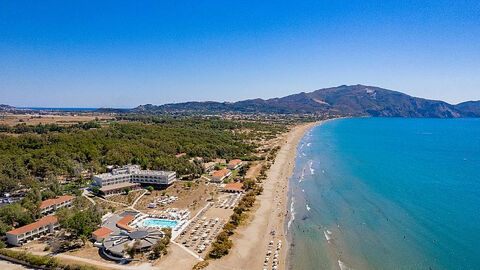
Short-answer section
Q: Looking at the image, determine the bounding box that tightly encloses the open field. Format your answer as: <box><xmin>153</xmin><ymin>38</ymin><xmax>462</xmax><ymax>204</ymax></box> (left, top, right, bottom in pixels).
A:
<box><xmin>0</xmin><ymin>113</ymin><xmax>113</xmax><ymax>126</ymax></box>
<box><xmin>136</xmin><ymin>181</ymin><xmax>218</xmax><ymax>214</ymax></box>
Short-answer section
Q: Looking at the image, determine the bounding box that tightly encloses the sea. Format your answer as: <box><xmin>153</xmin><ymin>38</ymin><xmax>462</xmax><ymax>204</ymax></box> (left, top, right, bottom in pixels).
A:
<box><xmin>286</xmin><ymin>118</ymin><xmax>480</xmax><ymax>270</ymax></box>
<box><xmin>18</xmin><ymin>107</ymin><xmax>100</xmax><ymax>111</ymax></box>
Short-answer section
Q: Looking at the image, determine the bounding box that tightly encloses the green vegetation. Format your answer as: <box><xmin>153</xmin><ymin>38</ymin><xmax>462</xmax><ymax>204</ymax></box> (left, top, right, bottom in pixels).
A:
<box><xmin>0</xmin><ymin>118</ymin><xmax>285</xmax><ymax>194</ymax></box>
<box><xmin>207</xmin><ymin>184</ymin><xmax>262</xmax><ymax>259</ymax></box>
<box><xmin>151</xmin><ymin>228</ymin><xmax>172</xmax><ymax>259</ymax></box>
<box><xmin>125</xmin><ymin>240</ymin><xmax>141</xmax><ymax>259</ymax></box>
<box><xmin>0</xmin><ymin>177</ymin><xmax>72</xmax><ymax>232</ymax></box>
<box><xmin>0</xmin><ymin>121</ymin><xmax>101</xmax><ymax>134</ymax></box>
<box><xmin>0</xmin><ymin>248</ymin><xmax>100</xmax><ymax>270</ymax></box>
<box><xmin>192</xmin><ymin>261</ymin><xmax>209</xmax><ymax>270</ymax></box>
<box><xmin>57</xmin><ymin>202</ymin><xmax>103</xmax><ymax>245</ymax></box>
<box><xmin>0</xmin><ymin>248</ymin><xmax>59</xmax><ymax>268</ymax></box>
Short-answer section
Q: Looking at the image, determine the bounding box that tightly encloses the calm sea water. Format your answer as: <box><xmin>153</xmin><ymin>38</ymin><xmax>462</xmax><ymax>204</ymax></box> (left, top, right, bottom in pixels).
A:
<box><xmin>287</xmin><ymin>118</ymin><xmax>480</xmax><ymax>270</ymax></box>
<box><xmin>18</xmin><ymin>107</ymin><xmax>100</xmax><ymax>111</ymax></box>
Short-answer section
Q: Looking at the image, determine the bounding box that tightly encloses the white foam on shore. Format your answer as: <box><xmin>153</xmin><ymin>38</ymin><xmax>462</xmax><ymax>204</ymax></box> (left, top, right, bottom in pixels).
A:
<box><xmin>309</xmin><ymin>160</ymin><xmax>315</xmax><ymax>175</ymax></box>
<box><xmin>324</xmin><ymin>229</ymin><xmax>333</xmax><ymax>242</ymax></box>
<box><xmin>299</xmin><ymin>167</ymin><xmax>306</xmax><ymax>183</ymax></box>
<box><xmin>306</xmin><ymin>204</ymin><xmax>311</xmax><ymax>211</ymax></box>
<box><xmin>307</xmin><ymin>142</ymin><xmax>311</xmax><ymax>147</ymax></box>
<box><xmin>287</xmin><ymin>197</ymin><xmax>296</xmax><ymax>230</ymax></box>
<box><xmin>338</xmin><ymin>260</ymin><xmax>352</xmax><ymax>270</ymax></box>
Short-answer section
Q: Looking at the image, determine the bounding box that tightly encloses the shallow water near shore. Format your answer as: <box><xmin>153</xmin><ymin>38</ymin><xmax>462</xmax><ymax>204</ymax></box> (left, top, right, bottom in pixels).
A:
<box><xmin>286</xmin><ymin>118</ymin><xmax>480</xmax><ymax>270</ymax></box>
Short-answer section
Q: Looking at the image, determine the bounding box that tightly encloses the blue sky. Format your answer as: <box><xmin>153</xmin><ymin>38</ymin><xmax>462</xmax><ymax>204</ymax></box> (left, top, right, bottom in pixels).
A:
<box><xmin>1</xmin><ymin>0</ymin><xmax>479</xmax><ymax>108</ymax></box>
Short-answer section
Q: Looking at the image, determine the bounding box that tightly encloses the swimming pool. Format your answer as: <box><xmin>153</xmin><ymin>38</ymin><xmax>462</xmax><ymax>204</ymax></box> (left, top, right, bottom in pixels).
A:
<box><xmin>142</xmin><ymin>218</ymin><xmax>178</xmax><ymax>228</ymax></box>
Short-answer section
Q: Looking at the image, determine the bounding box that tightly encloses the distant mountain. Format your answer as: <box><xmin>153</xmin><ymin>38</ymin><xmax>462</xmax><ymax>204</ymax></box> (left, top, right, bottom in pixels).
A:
<box><xmin>455</xmin><ymin>101</ymin><xmax>480</xmax><ymax>117</ymax></box>
<box><xmin>133</xmin><ymin>85</ymin><xmax>480</xmax><ymax>118</ymax></box>
<box><xmin>0</xmin><ymin>104</ymin><xmax>17</xmax><ymax>112</ymax></box>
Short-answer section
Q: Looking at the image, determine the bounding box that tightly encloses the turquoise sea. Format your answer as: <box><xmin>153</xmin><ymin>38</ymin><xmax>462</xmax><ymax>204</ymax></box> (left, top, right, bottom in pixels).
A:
<box><xmin>286</xmin><ymin>118</ymin><xmax>480</xmax><ymax>270</ymax></box>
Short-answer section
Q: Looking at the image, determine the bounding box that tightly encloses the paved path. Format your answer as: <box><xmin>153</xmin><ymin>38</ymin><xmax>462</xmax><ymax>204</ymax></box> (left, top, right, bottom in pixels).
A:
<box><xmin>96</xmin><ymin>195</ymin><xmax>129</xmax><ymax>207</ymax></box>
<box><xmin>0</xmin><ymin>259</ymin><xmax>31</xmax><ymax>269</ymax></box>
<box><xmin>131</xmin><ymin>190</ymin><xmax>148</xmax><ymax>210</ymax></box>
<box><xmin>82</xmin><ymin>188</ymin><xmax>96</xmax><ymax>205</ymax></box>
<box><xmin>55</xmin><ymin>254</ymin><xmax>156</xmax><ymax>270</ymax></box>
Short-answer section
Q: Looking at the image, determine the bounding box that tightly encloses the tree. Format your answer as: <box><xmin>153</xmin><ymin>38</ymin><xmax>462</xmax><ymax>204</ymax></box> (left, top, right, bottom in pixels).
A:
<box><xmin>230</xmin><ymin>213</ymin><xmax>241</xmax><ymax>226</ymax></box>
<box><xmin>0</xmin><ymin>203</ymin><xmax>33</xmax><ymax>226</ymax></box>
<box><xmin>58</xmin><ymin>205</ymin><xmax>102</xmax><ymax>245</ymax></box>
<box><xmin>242</xmin><ymin>178</ymin><xmax>256</xmax><ymax>190</ymax></box>
<box><xmin>0</xmin><ymin>220</ymin><xmax>12</xmax><ymax>235</ymax></box>
<box><xmin>208</xmin><ymin>231</ymin><xmax>232</xmax><ymax>259</ymax></box>
<box><xmin>91</xmin><ymin>186</ymin><xmax>100</xmax><ymax>195</ymax></box>
<box><xmin>151</xmin><ymin>241</ymin><xmax>166</xmax><ymax>259</ymax></box>
<box><xmin>222</xmin><ymin>223</ymin><xmax>236</xmax><ymax>235</ymax></box>
<box><xmin>146</xmin><ymin>186</ymin><xmax>154</xmax><ymax>193</ymax></box>
<box><xmin>41</xmin><ymin>189</ymin><xmax>56</xmax><ymax>200</ymax></box>
<box><xmin>0</xmin><ymin>175</ymin><xmax>18</xmax><ymax>194</ymax></box>
<box><xmin>125</xmin><ymin>240</ymin><xmax>141</xmax><ymax>259</ymax></box>
<box><xmin>124</xmin><ymin>187</ymin><xmax>131</xmax><ymax>194</ymax></box>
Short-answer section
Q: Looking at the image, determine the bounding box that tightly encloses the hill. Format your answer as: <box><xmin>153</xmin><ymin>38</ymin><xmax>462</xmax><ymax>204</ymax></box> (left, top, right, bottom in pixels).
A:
<box><xmin>132</xmin><ymin>85</ymin><xmax>480</xmax><ymax>118</ymax></box>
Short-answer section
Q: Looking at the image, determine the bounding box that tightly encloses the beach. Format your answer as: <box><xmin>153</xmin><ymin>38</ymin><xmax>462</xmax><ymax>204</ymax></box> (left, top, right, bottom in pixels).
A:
<box><xmin>207</xmin><ymin>121</ymin><xmax>319</xmax><ymax>270</ymax></box>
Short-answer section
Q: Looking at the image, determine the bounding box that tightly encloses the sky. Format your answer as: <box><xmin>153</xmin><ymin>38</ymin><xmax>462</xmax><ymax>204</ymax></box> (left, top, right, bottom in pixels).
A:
<box><xmin>1</xmin><ymin>0</ymin><xmax>479</xmax><ymax>108</ymax></box>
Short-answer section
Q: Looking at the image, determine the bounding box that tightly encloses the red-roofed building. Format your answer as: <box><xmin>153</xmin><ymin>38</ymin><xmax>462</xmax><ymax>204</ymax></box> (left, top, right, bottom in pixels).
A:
<box><xmin>40</xmin><ymin>195</ymin><xmax>75</xmax><ymax>215</ymax></box>
<box><xmin>227</xmin><ymin>159</ymin><xmax>243</xmax><ymax>170</ymax></box>
<box><xmin>99</xmin><ymin>182</ymin><xmax>141</xmax><ymax>196</ymax></box>
<box><xmin>6</xmin><ymin>216</ymin><xmax>59</xmax><ymax>246</ymax></box>
<box><xmin>116</xmin><ymin>215</ymin><xmax>135</xmax><ymax>231</ymax></box>
<box><xmin>92</xmin><ymin>227</ymin><xmax>113</xmax><ymax>242</ymax></box>
<box><xmin>223</xmin><ymin>182</ymin><xmax>245</xmax><ymax>193</ymax></box>
<box><xmin>211</xmin><ymin>168</ymin><xmax>232</xmax><ymax>182</ymax></box>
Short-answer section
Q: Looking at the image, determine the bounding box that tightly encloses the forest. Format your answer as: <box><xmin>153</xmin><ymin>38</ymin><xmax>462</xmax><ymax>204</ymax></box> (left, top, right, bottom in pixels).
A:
<box><xmin>0</xmin><ymin>117</ymin><xmax>286</xmax><ymax>193</ymax></box>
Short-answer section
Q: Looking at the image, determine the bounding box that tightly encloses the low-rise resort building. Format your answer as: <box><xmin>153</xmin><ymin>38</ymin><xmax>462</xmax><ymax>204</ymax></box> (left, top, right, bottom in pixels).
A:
<box><xmin>103</xmin><ymin>228</ymin><xmax>164</xmax><ymax>258</ymax></box>
<box><xmin>223</xmin><ymin>182</ymin><xmax>245</xmax><ymax>193</ymax></box>
<box><xmin>40</xmin><ymin>195</ymin><xmax>75</xmax><ymax>215</ymax></box>
<box><xmin>211</xmin><ymin>168</ymin><xmax>232</xmax><ymax>182</ymax></box>
<box><xmin>227</xmin><ymin>159</ymin><xmax>243</xmax><ymax>170</ymax></box>
<box><xmin>92</xmin><ymin>227</ymin><xmax>113</xmax><ymax>242</ymax></box>
<box><xmin>202</xmin><ymin>162</ymin><xmax>216</xmax><ymax>172</ymax></box>
<box><xmin>93</xmin><ymin>165</ymin><xmax>176</xmax><ymax>195</ymax></box>
<box><xmin>6</xmin><ymin>215</ymin><xmax>60</xmax><ymax>246</ymax></box>
<box><xmin>116</xmin><ymin>215</ymin><xmax>135</xmax><ymax>231</ymax></box>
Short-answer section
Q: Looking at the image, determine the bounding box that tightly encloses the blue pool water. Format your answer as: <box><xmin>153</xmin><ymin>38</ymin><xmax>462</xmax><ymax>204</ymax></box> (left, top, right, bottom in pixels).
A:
<box><xmin>142</xmin><ymin>219</ymin><xmax>178</xmax><ymax>228</ymax></box>
<box><xmin>287</xmin><ymin>118</ymin><xmax>480</xmax><ymax>270</ymax></box>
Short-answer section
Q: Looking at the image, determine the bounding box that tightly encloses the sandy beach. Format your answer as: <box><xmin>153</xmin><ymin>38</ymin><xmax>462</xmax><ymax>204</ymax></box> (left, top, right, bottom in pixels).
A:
<box><xmin>207</xmin><ymin>121</ymin><xmax>319</xmax><ymax>270</ymax></box>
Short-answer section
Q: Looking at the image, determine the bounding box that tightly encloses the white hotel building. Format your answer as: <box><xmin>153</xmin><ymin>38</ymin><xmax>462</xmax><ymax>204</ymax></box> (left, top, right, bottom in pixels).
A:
<box><xmin>94</xmin><ymin>165</ymin><xmax>176</xmax><ymax>195</ymax></box>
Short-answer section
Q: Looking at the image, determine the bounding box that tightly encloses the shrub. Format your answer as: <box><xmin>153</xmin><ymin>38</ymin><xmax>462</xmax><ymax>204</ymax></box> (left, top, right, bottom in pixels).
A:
<box><xmin>0</xmin><ymin>248</ymin><xmax>60</xmax><ymax>268</ymax></box>
<box><xmin>193</xmin><ymin>261</ymin><xmax>209</xmax><ymax>270</ymax></box>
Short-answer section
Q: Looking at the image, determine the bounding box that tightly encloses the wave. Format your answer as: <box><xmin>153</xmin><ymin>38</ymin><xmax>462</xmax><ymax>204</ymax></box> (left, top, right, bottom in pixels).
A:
<box><xmin>287</xmin><ymin>197</ymin><xmax>296</xmax><ymax>230</ymax></box>
<box><xmin>309</xmin><ymin>160</ymin><xmax>315</xmax><ymax>175</ymax></box>
<box><xmin>307</xmin><ymin>142</ymin><xmax>311</xmax><ymax>147</ymax></box>
<box><xmin>306</xmin><ymin>204</ymin><xmax>311</xmax><ymax>211</ymax></box>
<box><xmin>338</xmin><ymin>260</ymin><xmax>352</xmax><ymax>270</ymax></box>
<box><xmin>324</xmin><ymin>229</ymin><xmax>333</xmax><ymax>242</ymax></box>
<box><xmin>299</xmin><ymin>166</ymin><xmax>306</xmax><ymax>183</ymax></box>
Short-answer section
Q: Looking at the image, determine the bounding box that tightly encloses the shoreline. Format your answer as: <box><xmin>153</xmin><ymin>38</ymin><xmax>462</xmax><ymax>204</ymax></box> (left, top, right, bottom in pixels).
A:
<box><xmin>206</xmin><ymin>120</ymin><xmax>322</xmax><ymax>270</ymax></box>
<box><xmin>283</xmin><ymin>119</ymin><xmax>336</xmax><ymax>270</ymax></box>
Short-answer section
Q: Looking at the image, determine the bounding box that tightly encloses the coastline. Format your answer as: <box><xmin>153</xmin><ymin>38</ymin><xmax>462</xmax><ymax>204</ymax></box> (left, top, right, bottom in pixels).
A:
<box><xmin>206</xmin><ymin>120</ymin><xmax>321</xmax><ymax>270</ymax></box>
